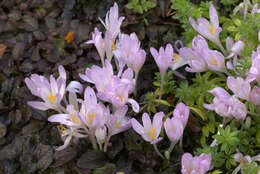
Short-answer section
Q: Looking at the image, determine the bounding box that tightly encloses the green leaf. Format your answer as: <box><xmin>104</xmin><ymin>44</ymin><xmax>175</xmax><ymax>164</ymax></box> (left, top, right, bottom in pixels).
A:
<box><xmin>153</xmin><ymin>99</ymin><xmax>171</xmax><ymax>106</ymax></box>
<box><xmin>189</xmin><ymin>106</ymin><xmax>207</xmax><ymax>120</ymax></box>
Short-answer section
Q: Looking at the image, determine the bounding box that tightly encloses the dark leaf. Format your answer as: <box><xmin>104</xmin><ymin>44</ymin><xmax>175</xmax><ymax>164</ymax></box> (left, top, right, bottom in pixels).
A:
<box><xmin>77</xmin><ymin>150</ymin><xmax>108</xmax><ymax>169</ymax></box>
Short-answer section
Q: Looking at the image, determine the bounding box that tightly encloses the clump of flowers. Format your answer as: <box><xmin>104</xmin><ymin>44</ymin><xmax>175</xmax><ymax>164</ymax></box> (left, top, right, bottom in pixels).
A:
<box><xmin>24</xmin><ymin>1</ymin><xmax>260</xmax><ymax>173</ymax></box>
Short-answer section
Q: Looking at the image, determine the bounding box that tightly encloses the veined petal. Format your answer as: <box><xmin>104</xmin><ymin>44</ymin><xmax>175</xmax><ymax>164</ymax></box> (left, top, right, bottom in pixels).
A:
<box><xmin>131</xmin><ymin>118</ymin><xmax>144</xmax><ymax>135</ymax></box>
<box><xmin>28</xmin><ymin>101</ymin><xmax>50</xmax><ymax>111</ymax></box>
<box><xmin>209</xmin><ymin>3</ymin><xmax>219</xmax><ymax>28</ymax></box>
<box><xmin>128</xmin><ymin>98</ymin><xmax>139</xmax><ymax>113</ymax></box>
<box><xmin>56</xmin><ymin>135</ymin><xmax>72</xmax><ymax>151</ymax></box>
<box><xmin>67</xmin><ymin>81</ymin><xmax>83</xmax><ymax>93</ymax></box>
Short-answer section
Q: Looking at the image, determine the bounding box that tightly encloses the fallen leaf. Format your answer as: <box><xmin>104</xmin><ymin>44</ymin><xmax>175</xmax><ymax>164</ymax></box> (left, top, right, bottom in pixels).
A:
<box><xmin>0</xmin><ymin>44</ymin><xmax>7</xmax><ymax>59</ymax></box>
<box><xmin>65</xmin><ymin>31</ymin><xmax>74</xmax><ymax>44</ymax></box>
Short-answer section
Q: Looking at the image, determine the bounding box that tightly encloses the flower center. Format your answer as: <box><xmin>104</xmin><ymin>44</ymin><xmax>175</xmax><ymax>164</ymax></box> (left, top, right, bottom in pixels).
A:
<box><xmin>72</xmin><ymin>113</ymin><xmax>79</xmax><ymax>124</ymax></box>
<box><xmin>48</xmin><ymin>93</ymin><xmax>56</xmax><ymax>104</ymax></box>
<box><xmin>209</xmin><ymin>26</ymin><xmax>216</xmax><ymax>35</ymax></box>
<box><xmin>114</xmin><ymin>120</ymin><xmax>121</xmax><ymax>128</ymax></box>
<box><xmin>88</xmin><ymin>113</ymin><xmax>96</xmax><ymax>125</ymax></box>
<box><xmin>147</xmin><ymin>127</ymin><xmax>155</xmax><ymax>140</ymax></box>
<box><xmin>112</xmin><ymin>41</ymin><xmax>116</xmax><ymax>50</ymax></box>
<box><xmin>173</xmin><ymin>53</ymin><xmax>180</xmax><ymax>59</ymax></box>
<box><xmin>57</xmin><ymin>125</ymin><xmax>66</xmax><ymax>134</ymax></box>
<box><xmin>126</xmin><ymin>53</ymin><xmax>129</xmax><ymax>59</ymax></box>
<box><xmin>119</xmin><ymin>96</ymin><xmax>124</xmax><ymax>102</ymax></box>
<box><xmin>212</xmin><ymin>59</ymin><xmax>218</xmax><ymax>65</ymax></box>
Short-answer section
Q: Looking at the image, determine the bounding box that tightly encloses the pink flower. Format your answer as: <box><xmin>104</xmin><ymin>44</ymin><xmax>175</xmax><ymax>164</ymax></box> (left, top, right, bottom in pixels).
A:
<box><xmin>181</xmin><ymin>153</ymin><xmax>211</xmax><ymax>174</ymax></box>
<box><xmin>189</xmin><ymin>4</ymin><xmax>222</xmax><ymax>47</ymax></box>
<box><xmin>25</xmin><ymin>66</ymin><xmax>67</xmax><ymax>111</ymax></box>
<box><xmin>106</xmin><ymin>105</ymin><xmax>131</xmax><ymax>136</ymax></box>
<box><xmin>247</xmin><ymin>47</ymin><xmax>260</xmax><ymax>83</ymax></box>
<box><xmin>227</xmin><ymin>76</ymin><xmax>251</xmax><ymax>100</ymax></box>
<box><xmin>204</xmin><ymin>87</ymin><xmax>247</xmax><ymax>121</ymax></box>
<box><xmin>131</xmin><ymin>112</ymin><xmax>164</xmax><ymax>144</ymax></box>
<box><xmin>252</xmin><ymin>4</ymin><xmax>260</xmax><ymax>15</ymax></box>
<box><xmin>85</xmin><ymin>28</ymin><xmax>106</xmax><ymax>65</ymax></box>
<box><xmin>115</xmin><ymin>33</ymin><xmax>146</xmax><ymax>76</ymax></box>
<box><xmin>203</xmin><ymin>48</ymin><xmax>226</xmax><ymax>72</ymax></box>
<box><xmin>79</xmin><ymin>87</ymin><xmax>107</xmax><ymax>129</ymax></box>
<box><xmin>249</xmin><ymin>86</ymin><xmax>260</xmax><ymax>105</ymax></box>
<box><xmin>150</xmin><ymin>44</ymin><xmax>173</xmax><ymax>77</ymax></box>
<box><xmin>173</xmin><ymin>102</ymin><xmax>190</xmax><ymax>127</ymax></box>
<box><xmin>164</xmin><ymin>117</ymin><xmax>183</xmax><ymax>143</ymax></box>
<box><xmin>99</xmin><ymin>2</ymin><xmax>124</xmax><ymax>40</ymax></box>
<box><xmin>179</xmin><ymin>35</ymin><xmax>208</xmax><ymax>72</ymax></box>
<box><xmin>79</xmin><ymin>60</ymin><xmax>139</xmax><ymax>112</ymax></box>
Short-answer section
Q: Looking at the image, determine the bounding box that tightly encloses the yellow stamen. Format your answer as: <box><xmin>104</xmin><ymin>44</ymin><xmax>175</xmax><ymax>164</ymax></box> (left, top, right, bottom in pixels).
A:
<box><xmin>212</xmin><ymin>59</ymin><xmax>218</xmax><ymax>65</ymax></box>
<box><xmin>48</xmin><ymin>93</ymin><xmax>56</xmax><ymax>105</ymax></box>
<box><xmin>114</xmin><ymin>120</ymin><xmax>121</xmax><ymax>128</ymax></box>
<box><xmin>187</xmin><ymin>169</ymin><xmax>193</xmax><ymax>174</ymax></box>
<box><xmin>147</xmin><ymin>127</ymin><xmax>155</xmax><ymax>140</ymax></box>
<box><xmin>65</xmin><ymin>31</ymin><xmax>74</xmax><ymax>44</ymax></box>
<box><xmin>57</xmin><ymin>125</ymin><xmax>66</xmax><ymax>134</ymax></box>
<box><xmin>88</xmin><ymin>113</ymin><xmax>96</xmax><ymax>125</ymax></box>
<box><xmin>173</xmin><ymin>53</ymin><xmax>180</xmax><ymax>59</ymax></box>
<box><xmin>126</xmin><ymin>53</ymin><xmax>129</xmax><ymax>59</ymax></box>
<box><xmin>119</xmin><ymin>96</ymin><xmax>124</xmax><ymax>102</ymax></box>
<box><xmin>209</xmin><ymin>26</ymin><xmax>215</xmax><ymax>35</ymax></box>
<box><xmin>72</xmin><ymin>113</ymin><xmax>79</xmax><ymax>124</ymax></box>
<box><xmin>112</xmin><ymin>41</ymin><xmax>116</xmax><ymax>50</ymax></box>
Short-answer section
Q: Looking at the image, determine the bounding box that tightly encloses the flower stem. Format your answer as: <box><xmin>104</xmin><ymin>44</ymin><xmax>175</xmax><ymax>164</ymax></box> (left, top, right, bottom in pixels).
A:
<box><xmin>216</xmin><ymin>40</ymin><xmax>227</xmax><ymax>56</ymax></box>
<box><xmin>89</xmin><ymin>131</ymin><xmax>98</xmax><ymax>150</ymax></box>
<box><xmin>103</xmin><ymin>135</ymin><xmax>111</xmax><ymax>152</ymax></box>
<box><xmin>165</xmin><ymin>141</ymin><xmax>176</xmax><ymax>159</ymax></box>
<box><xmin>153</xmin><ymin>144</ymin><xmax>164</xmax><ymax>159</ymax></box>
<box><xmin>134</xmin><ymin>72</ymin><xmax>139</xmax><ymax>97</ymax></box>
<box><xmin>159</xmin><ymin>74</ymin><xmax>164</xmax><ymax>100</ymax></box>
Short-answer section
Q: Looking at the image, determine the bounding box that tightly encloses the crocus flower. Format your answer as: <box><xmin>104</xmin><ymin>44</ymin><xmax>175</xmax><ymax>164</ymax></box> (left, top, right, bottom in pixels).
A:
<box><xmin>230</xmin><ymin>96</ymin><xmax>247</xmax><ymax>121</ymax></box>
<box><xmin>164</xmin><ymin>117</ymin><xmax>183</xmax><ymax>143</ymax></box>
<box><xmin>55</xmin><ymin>125</ymin><xmax>87</xmax><ymax>151</ymax></box>
<box><xmin>115</xmin><ymin>33</ymin><xmax>146</xmax><ymax>76</ymax></box>
<box><xmin>171</xmin><ymin>52</ymin><xmax>187</xmax><ymax>71</ymax></box>
<box><xmin>150</xmin><ymin>44</ymin><xmax>173</xmax><ymax>77</ymax></box>
<box><xmin>48</xmin><ymin>105</ymin><xmax>83</xmax><ymax>128</ymax></box>
<box><xmin>131</xmin><ymin>112</ymin><xmax>164</xmax><ymax>144</ymax></box>
<box><xmin>203</xmin><ymin>48</ymin><xmax>226</xmax><ymax>72</ymax></box>
<box><xmin>249</xmin><ymin>86</ymin><xmax>260</xmax><ymax>105</ymax></box>
<box><xmin>173</xmin><ymin>102</ymin><xmax>190</xmax><ymax>127</ymax></box>
<box><xmin>80</xmin><ymin>60</ymin><xmax>139</xmax><ymax>112</ymax></box>
<box><xmin>106</xmin><ymin>105</ymin><xmax>131</xmax><ymax>136</ymax></box>
<box><xmin>79</xmin><ymin>87</ymin><xmax>107</xmax><ymax>129</ymax></box>
<box><xmin>189</xmin><ymin>4</ymin><xmax>223</xmax><ymax>49</ymax></box>
<box><xmin>25</xmin><ymin>65</ymin><xmax>66</xmax><ymax>111</ymax></box>
<box><xmin>179</xmin><ymin>35</ymin><xmax>208</xmax><ymax>72</ymax></box>
<box><xmin>246</xmin><ymin>47</ymin><xmax>260</xmax><ymax>83</ymax></box>
<box><xmin>99</xmin><ymin>2</ymin><xmax>124</xmax><ymax>41</ymax></box>
<box><xmin>232</xmin><ymin>151</ymin><xmax>260</xmax><ymax>174</ymax></box>
<box><xmin>252</xmin><ymin>4</ymin><xmax>260</xmax><ymax>15</ymax></box>
<box><xmin>181</xmin><ymin>153</ymin><xmax>211</xmax><ymax>174</ymax></box>
<box><xmin>85</xmin><ymin>28</ymin><xmax>106</xmax><ymax>66</ymax></box>
<box><xmin>227</xmin><ymin>76</ymin><xmax>251</xmax><ymax>100</ymax></box>
<box><xmin>204</xmin><ymin>87</ymin><xmax>247</xmax><ymax>121</ymax></box>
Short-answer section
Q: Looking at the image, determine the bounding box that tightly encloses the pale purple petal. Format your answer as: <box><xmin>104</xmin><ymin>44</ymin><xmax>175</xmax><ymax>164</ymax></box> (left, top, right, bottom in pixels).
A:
<box><xmin>28</xmin><ymin>101</ymin><xmax>50</xmax><ymax>111</ymax></box>
<box><xmin>131</xmin><ymin>118</ymin><xmax>144</xmax><ymax>135</ymax></box>
<box><xmin>128</xmin><ymin>98</ymin><xmax>139</xmax><ymax>113</ymax></box>
<box><xmin>209</xmin><ymin>3</ymin><xmax>219</xmax><ymax>28</ymax></box>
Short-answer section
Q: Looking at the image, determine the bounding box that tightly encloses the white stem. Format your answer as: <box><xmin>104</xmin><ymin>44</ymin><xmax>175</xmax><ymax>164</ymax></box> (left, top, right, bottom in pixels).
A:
<box><xmin>159</xmin><ymin>74</ymin><xmax>164</xmax><ymax>100</ymax></box>
<box><xmin>153</xmin><ymin>143</ymin><xmax>164</xmax><ymax>159</ymax></box>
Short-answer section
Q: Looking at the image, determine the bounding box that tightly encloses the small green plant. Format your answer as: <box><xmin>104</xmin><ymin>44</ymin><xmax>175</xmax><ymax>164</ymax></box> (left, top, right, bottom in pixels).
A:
<box><xmin>126</xmin><ymin>0</ymin><xmax>156</xmax><ymax>14</ymax></box>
